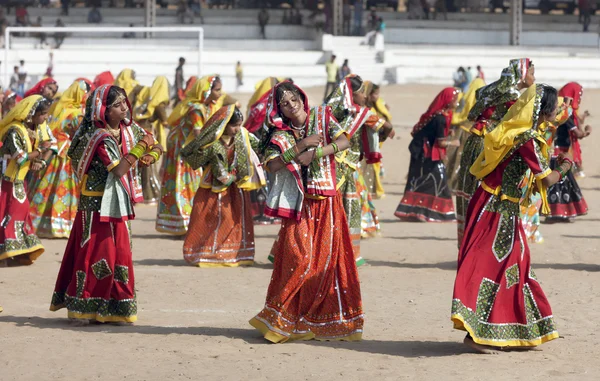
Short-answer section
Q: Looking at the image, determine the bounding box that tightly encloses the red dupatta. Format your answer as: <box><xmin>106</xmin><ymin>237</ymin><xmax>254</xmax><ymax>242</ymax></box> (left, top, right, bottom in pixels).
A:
<box><xmin>24</xmin><ymin>78</ymin><xmax>57</xmax><ymax>98</ymax></box>
<box><xmin>244</xmin><ymin>90</ymin><xmax>270</xmax><ymax>133</ymax></box>
<box><xmin>559</xmin><ymin>82</ymin><xmax>583</xmax><ymax>166</ymax></box>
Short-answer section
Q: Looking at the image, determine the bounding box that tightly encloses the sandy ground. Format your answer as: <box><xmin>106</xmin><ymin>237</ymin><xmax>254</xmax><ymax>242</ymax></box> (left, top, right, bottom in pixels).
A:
<box><xmin>2</xmin><ymin>84</ymin><xmax>600</xmax><ymax>381</ymax></box>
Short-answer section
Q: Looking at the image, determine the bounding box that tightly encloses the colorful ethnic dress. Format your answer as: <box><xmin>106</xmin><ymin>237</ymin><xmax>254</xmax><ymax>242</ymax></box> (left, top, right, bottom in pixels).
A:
<box><xmin>180</xmin><ymin>105</ymin><xmax>265</xmax><ymax>267</ymax></box>
<box><xmin>156</xmin><ymin>75</ymin><xmax>222</xmax><ymax>235</ymax></box>
<box><xmin>546</xmin><ymin>115</ymin><xmax>588</xmax><ymax>220</ymax></box>
<box><xmin>454</xmin><ymin>59</ymin><xmax>531</xmax><ymax>245</ymax></box>
<box><xmin>558</xmin><ymin>82</ymin><xmax>585</xmax><ymax>173</ymax></box>
<box><xmin>325</xmin><ymin>76</ymin><xmax>384</xmax><ymax>265</ymax></box>
<box><xmin>395</xmin><ymin>88</ymin><xmax>458</xmax><ymax>222</ymax></box>
<box><xmin>250</xmin><ymin>83</ymin><xmax>363</xmax><ymax>343</ymax></box>
<box><xmin>133</xmin><ymin>76</ymin><xmax>170</xmax><ymax>204</ymax></box>
<box><xmin>0</xmin><ymin>96</ymin><xmax>49</xmax><ymax>265</ymax></box>
<box><xmin>50</xmin><ymin>85</ymin><xmax>149</xmax><ymax>323</ymax></box>
<box><xmin>451</xmin><ymin>85</ymin><xmax>559</xmax><ymax>347</ymax></box>
<box><xmin>28</xmin><ymin>80</ymin><xmax>88</xmax><ymax>238</ymax></box>
<box><xmin>245</xmin><ymin>77</ymin><xmax>283</xmax><ymax>225</ymax></box>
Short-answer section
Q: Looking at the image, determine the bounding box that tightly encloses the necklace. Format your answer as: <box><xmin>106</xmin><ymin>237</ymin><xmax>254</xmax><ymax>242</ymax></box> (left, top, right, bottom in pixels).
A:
<box><xmin>290</xmin><ymin>122</ymin><xmax>305</xmax><ymax>138</ymax></box>
<box><xmin>106</xmin><ymin>126</ymin><xmax>120</xmax><ymax>139</ymax></box>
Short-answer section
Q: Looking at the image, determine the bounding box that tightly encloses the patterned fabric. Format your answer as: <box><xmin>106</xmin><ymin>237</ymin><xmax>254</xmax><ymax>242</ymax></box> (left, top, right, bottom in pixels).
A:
<box><xmin>29</xmin><ymin>87</ymin><xmax>85</xmax><ymax>238</ymax></box>
<box><xmin>155</xmin><ymin>101</ymin><xmax>216</xmax><ymax>235</ymax></box>
<box><xmin>356</xmin><ymin>167</ymin><xmax>380</xmax><ymax>239</ymax></box>
<box><xmin>113</xmin><ymin>69</ymin><xmax>139</xmax><ymax>98</ymax></box>
<box><xmin>183</xmin><ymin>186</ymin><xmax>255</xmax><ymax>267</ymax></box>
<box><xmin>546</xmin><ymin>157</ymin><xmax>588</xmax><ymax>220</ymax></box>
<box><xmin>468</xmin><ymin>58</ymin><xmax>531</xmax><ymax>122</ymax></box>
<box><xmin>0</xmin><ymin>179</ymin><xmax>44</xmax><ymax>264</ymax></box>
<box><xmin>451</xmin><ymin>130</ymin><xmax>557</xmax><ymax>347</ymax></box>
<box><xmin>395</xmin><ymin>115</ymin><xmax>456</xmax><ymax>222</ymax></box>
<box><xmin>558</xmin><ymin>82</ymin><xmax>583</xmax><ymax>167</ymax></box>
<box><xmin>411</xmin><ymin>87</ymin><xmax>458</xmax><ymax>138</ymax></box>
<box><xmin>250</xmin><ymin>194</ymin><xmax>363</xmax><ymax>343</ymax></box>
<box><xmin>50</xmin><ymin>211</ymin><xmax>137</xmax><ymax>322</ymax></box>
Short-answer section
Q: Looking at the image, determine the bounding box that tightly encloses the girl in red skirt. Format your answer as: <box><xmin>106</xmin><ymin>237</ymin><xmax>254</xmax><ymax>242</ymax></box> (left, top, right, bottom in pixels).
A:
<box><xmin>0</xmin><ymin>95</ymin><xmax>52</xmax><ymax>266</ymax></box>
<box><xmin>180</xmin><ymin>105</ymin><xmax>265</xmax><ymax>267</ymax></box>
<box><xmin>50</xmin><ymin>85</ymin><xmax>162</xmax><ymax>325</ymax></box>
<box><xmin>452</xmin><ymin>84</ymin><xmax>572</xmax><ymax>352</ymax></box>
<box><xmin>249</xmin><ymin>82</ymin><xmax>363</xmax><ymax>343</ymax></box>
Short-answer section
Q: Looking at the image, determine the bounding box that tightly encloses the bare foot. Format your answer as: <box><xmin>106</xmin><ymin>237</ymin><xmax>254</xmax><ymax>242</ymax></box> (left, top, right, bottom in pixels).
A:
<box><xmin>463</xmin><ymin>336</ymin><xmax>500</xmax><ymax>354</ymax></box>
<box><xmin>69</xmin><ymin>318</ymin><xmax>90</xmax><ymax>327</ymax></box>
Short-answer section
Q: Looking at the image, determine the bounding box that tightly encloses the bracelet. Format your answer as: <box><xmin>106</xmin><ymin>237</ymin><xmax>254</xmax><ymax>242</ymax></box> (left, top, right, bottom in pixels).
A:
<box><xmin>148</xmin><ymin>151</ymin><xmax>160</xmax><ymax>163</ymax></box>
<box><xmin>150</xmin><ymin>144</ymin><xmax>164</xmax><ymax>155</ymax></box>
<box><xmin>293</xmin><ymin>145</ymin><xmax>300</xmax><ymax>155</ymax></box>
<box><xmin>314</xmin><ymin>147</ymin><xmax>324</xmax><ymax>160</ymax></box>
<box><xmin>282</xmin><ymin>147</ymin><xmax>296</xmax><ymax>163</ymax></box>
<box><xmin>561</xmin><ymin>157</ymin><xmax>574</xmax><ymax>169</ymax></box>
<box><xmin>36</xmin><ymin>147</ymin><xmax>43</xmax><ymax>154</ymax></box>
<box><xmin>40</xmin><ymin>159</ymin><xmax>47</xmax><ymax>168</ymax></box>
<box><xmin>332</xmin><ymin>142</ymin><xmax>339</xmax><ymax>154</ymax></box>
<box><xmin>129</xmin><ymin>145</ymin><xmax>145</xmax><ymax>159</ymax></box>
<box><xmin>123</xmin><ymin>155</ymin><xmax>136</xmax><ymax>166</ymax></box>
<box><xmin>137</xmin><ymin>139</ymin><xmax>149</xmax><ymax>150</ymax></box>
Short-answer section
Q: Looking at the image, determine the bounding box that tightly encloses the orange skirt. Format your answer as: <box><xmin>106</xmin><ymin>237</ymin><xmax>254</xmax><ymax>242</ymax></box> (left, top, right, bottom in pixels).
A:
<box><xmin>250</xmin><ymin>193</ymin><xmax>363</xmax><ymax>343</ymax></box>
<box><xmin>183</xmin><ymin>186</ymin><xmax>255</xmax><ymax>267</ymax></box>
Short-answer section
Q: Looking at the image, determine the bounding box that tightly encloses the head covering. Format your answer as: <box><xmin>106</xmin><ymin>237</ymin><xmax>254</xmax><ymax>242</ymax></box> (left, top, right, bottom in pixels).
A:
<box><xmin>178</xmin><ymin>76</ymin><xmax>198</xmax><ymax>102</ymax></box>
<box><xmin>247</xmin><ymin>77</ymin><xmax>282</xmax><ymax>113</ymax></box>
<box><xmin>167</xmin><ymin>74</ymin><xmax>219</xmax><ymax>126</ymax></box>
<box><xmin>470</xmin><ymin>84</ymin><xmax>552</xmax><ymax>213</ymax></box>
<box><xmin>24</xmin><ymin>77</ymin><xmax>58</xmax><ymax>98</ymax></box>
<box><xmin>324</xmin><ymin>74</ymin><xmax>363</xmax><ymax>121</ymax></box>
<box><xmin>412</xmin><ymin>87</ymin><xmax>459</xmax><ymax>137</ymax></box>
<box><xmin>364</xmin><ymin>81</ymin><xmax>392</xmax><ymax>122</ymax></box>
<box><xmin>263</xmin><ymin>81</ymin><xmax>310</xmax><ymax>138</ymax></box>
<box><xmin>181</xmin><ymin>105</ymin><xmax>265</xmax><ymax>193</ymax></box>
<box><xmin>468</xmin><ymin>58</ymin><xmax>532</xmax><ymax>122</ymax></box>
<box><xmin>49</xmin><ymin>79</ymin><xmax>88</xmax><ymax>117</ymax></box>
<box><xmin>75</xmin><ymin>77</ymin><xmax>95</xmax><ymax>92</ymax></box>
<box><xmin>3</xmin><ymin>89</ymin><xmax>22</xmax><ymax>104</ymax></box>
<box><xmin>452</xmin><ymin>78</ymin><xmax>485</xmax><ymax>125</ymax></box>
<box><xmin>114</xmin><ymin>69</ymin><xmax>139</xmax><ymax>97</ymax></box>
<box><xmin>94</xmin><ymin>71</ymin><xmax>115</xmax><ymax>89</ymax></box>
<box><xmin>69</xmin><ymin>85</ymin><xmax>144</xmax><ymax>215</ymax></box>
<box><xmin>558</xmin><ymin>82</ymin><xmax>582</xmax><ymax>117</ymax></box>
<box><xmin>134</xmin><ymin>76</ymin><xmax>170</xmax><ymax>121</ymax></box>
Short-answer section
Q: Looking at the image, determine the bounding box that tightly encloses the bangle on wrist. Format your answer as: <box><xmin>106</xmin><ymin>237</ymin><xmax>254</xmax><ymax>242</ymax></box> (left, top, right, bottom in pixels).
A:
<box><xmin>148</xmin><ymin>151</ymin><xmax>160</xmax><ymax>163</ymax></box>
<box><xmin>332</xmin><ymin>142</ymin><xmax>339</xmax><ymax>154</ymax></box>
<box><xmin>315</xmin><ymin>147</ymin><xmax>324</xmax><ymax>160</ymax></box>
<box><xmin>124</xmin><ymin>155</ymin><xmax>136</xmax><ymax>166</ymax></box>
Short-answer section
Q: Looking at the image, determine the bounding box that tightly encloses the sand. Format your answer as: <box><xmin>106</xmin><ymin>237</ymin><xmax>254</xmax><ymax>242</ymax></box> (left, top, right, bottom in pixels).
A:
<box><xmin>1</xmin><ymin>84</ymin><xmax>599</xmax><ymax>381</ymax></box>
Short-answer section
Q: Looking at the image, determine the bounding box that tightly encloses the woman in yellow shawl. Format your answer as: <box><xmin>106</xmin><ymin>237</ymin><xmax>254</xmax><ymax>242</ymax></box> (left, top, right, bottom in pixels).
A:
<box><xmin>451</xmin><ymin>84</ymin><xmax>572</xmax><ymax>352</ymax></box>
<box><xmin>156</xmin><ymin>75</ymin><xmax>230</xmax><ymax>235</ymax></box>
<box><xmin>0</xmin><ymin>96</ymin><xmax>52</xmax><ymax>266</ymax></box>
<box><xmin>446</xmin><ymin>78</ymin><xmax>485</xmax><ymax>192</ymax></box>
<box><xmin>133</xmin><ymin>76</ymin><xmax>171</xmax><ymax>203</ymax></box>
<box><xmin>113</xmin><ymin>69</ymin><xmax>139</xmax><ymax>98</ymax></box>
<box><xmin>180</xmin><ymin>105</ymin><xmax>264</xmax><ymax>267</ymax></box>
<box><xmin>28</xmin><ymin>80</ymin><xmax>91</xmax><ymax>238</ymax></box>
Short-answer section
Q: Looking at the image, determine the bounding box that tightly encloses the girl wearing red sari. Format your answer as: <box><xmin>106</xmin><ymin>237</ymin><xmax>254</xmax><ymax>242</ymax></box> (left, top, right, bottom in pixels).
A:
<box><xmin>180</xmin><ymin>105</ymin><xmax>264</xmax><ymax>267</ymax></box>
<box><xmin>394</xmin><ymin>87</ymin><xmax>459</xmax><ymax>222</ymax></box>
<box><xmin>50</xmin><ymin>85</ymin><xmax>162</xmax><ymax>325</ymax></box>
<box><xmin>451</xmin><ymin>84</ymin><xmax>568</xmax><ymax>352</ymax></box>
<box><xmin>249</xmin><ymin>82</ymin><xmax>363</xmax><ymax>343</ymax></box>
<box><xmin>24</xmin><ymin>77</ymin><xmax>58</xmax><ymax>100</ymax></box>
<box><xmin>545</xmin><ymin>82</ymin><xmax>590</xmax><ymax>221</ymax></box>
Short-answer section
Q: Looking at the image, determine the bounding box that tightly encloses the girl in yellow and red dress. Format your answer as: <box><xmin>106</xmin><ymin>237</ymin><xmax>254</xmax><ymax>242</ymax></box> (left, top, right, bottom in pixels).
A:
<box><xmin>451</xmin><ymin>84</ymin><xmax>567</xmax><ymax>352</ymax></box>
<box><xmin>50</xmin><ymin>85</ymin><xmax>162</xmax><ymax>324</ymax></box>
<box><xmin>394</xmin><ymin>87</ymin><xmax>459</xmax><ymax>222</ymax></box>
<box><xmin>181</xmin><ymin>106</ymin><xmax>264</xmax><ymax>267</ymax></box>
<box><xmin>0</xmin><ymin>95</ymin><xmax>52</xmax><ymax>266</ymax></box>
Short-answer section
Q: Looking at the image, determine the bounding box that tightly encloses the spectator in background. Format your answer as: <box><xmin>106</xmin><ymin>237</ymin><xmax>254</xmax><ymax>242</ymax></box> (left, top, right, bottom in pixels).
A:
<box><xmin>177</xmin><ymin>0</ymin><xmax>194</xmax><ymax>24</ymax></box>
<box><xmin>580</xmin><ymin>0</ymin><xmax>592</xmax><ymax>32</ymax></box>
<box><xmin>292</xmin><ymin>8</ymin><xmax>303</xmax><ymax>25</ymax></box>
<box><xmin>236</xmin><ymin>61</ymin><xmax>243</xmax><ymax>91</ymax></box>
<box><xmin>123</xmin><ymin>24</ymin><xmax>136</xmax><ymax>38</ymax></box>
<box><xmin>354</xmin><ymin>0</ymin><xmax>363</xmax><ymax>35</ymax></box>
<box><xmin>0</xmin><ymin>9</ymin><xmax>7</xmax><ymax>47</ymax></box>
<box><xmin>453</xmin><ymin>67</ymin><xmax>468</xmax><ymax>92</ymax></box>
<box><xmin>324</xmin><ymin>54</ymin><xmax>338</xmax><ymax>101</ymax></box>
<box><xmin>45</xmin><ymin>52</ymin><xmax>54</xmax><ymax>78</ymax></box>
<box><xmin>61</xmin><ymin>0</ymin><xmax>70</xmax><ymax>16</ymax></box>
<box><xmin>40</xmin><ymin>0</ymin><xmax>51</xmax><ymax>7</ymax></box>
<box><xmin>369</xmin><ymin>9</ymin><xmax>378</xmax><ymax>30</ymax></box>
<box><xmin>476</xmin><ymin>65</ymin><xmax>485</xmax><ymax>80</ymax></box>
<box><xmin>408</xmin><ymin>0</ymin><xmax>425</xmax><ymax>19</ymax></box>
<box><xmin>339</xmin><ymin>59</ymin><xmax>351</xmax><ymax>80</ymax></box>
<box><xmin>174</xmin><ymin>57</ymin><xmax>186</xmax><ymax>102</ymax></box>
<box><xmin>17</xmin><ymin>60</ymin><xmax>29</xmax><ymax>97</ymax></box>
<box><xmin>15</xmin><ymin>5</ymin><xmax>29</xmax><ymax>27</ymax></box>
<box><xmin>421</xmin><ymin>0</ymin><xmax>430</xmax><ymax>20</ymax></box>
<box><xmin>9</xmin><ymin>66</ymin><xmax>19</xmax><ymax>92</ymax></box>
<box><xmin>88</xmin><ymin>7</ymin><xmax>103</xmax><ymax>24</ymax></box>
<box><xmin>283</xmin><ymin>9</ymin><xmax>290</xmax><ymax>24</ymax></box>
<box><xmin>188</xmin><ymin>0</ymin><xmax>204</xmax><ymax>23</ymax></box>
<box><xmin>32</xmin><ymin>16</ymin><xmax>49</xmax><ymax>49</ymax></box>
<box><xmin>343</xmin><ymin>0</ymin><xmax>351</xmax><ymax>35</ymax></box>
<box><xmin>54</xmin><ymin>18</ymin><xmax>66</xmax><ymax>49</ymax></box>
<box><xmin>258</xmin><ymin>8</ymin><xmax>269</xmax><ymax>39</ymax></box>
<box><xmin>433</xmin><ymin>0</ymin><xmax>448</xmax><ymax>20</ymax></box>
<box><xmin>464</xmin><ymin>66</ymin><xmax>473</xmax><ymax>86</ymax></box>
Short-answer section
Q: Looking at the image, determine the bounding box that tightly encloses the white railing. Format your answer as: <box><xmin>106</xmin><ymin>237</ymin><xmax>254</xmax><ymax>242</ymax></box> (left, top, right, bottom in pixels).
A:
<box><xmin>4</xmin><ymin>26</ymin><xmax>204</xmax><ymax>87</ymax></box>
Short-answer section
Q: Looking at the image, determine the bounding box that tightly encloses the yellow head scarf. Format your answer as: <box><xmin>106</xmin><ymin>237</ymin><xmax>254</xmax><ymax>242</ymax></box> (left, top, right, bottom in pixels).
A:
<box><xmin>247</xmin><ymin>77</ymin><xmax>282</xmax><ymax>112</ymax></box>
<box><xmin>452</xmin><ymin>78</ymin><xmax>486</xmax><ymax>125</ymax></box>
<box><xmin>470</xmin><ymin>84</ymin><xmax>552</xmax><ymax>213</ymax></box>
<box><xmin>167</xmin><ymin>74</ymin><xmax>219</xmax><ymax>126</ymax></box>
<box><xmin>49</xmin><ymin>80</ymin><xmax>87</xmax><ymax>119</ymax></box>
<box><xmin>134</xmin><ymin>76</ymin><xmax>170</xmax><ymax>121</ymax></box>
<box><xmin>114</xmin><ymin>69</ymin><xmax>139</xmax><ymax>97</ymax></box>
